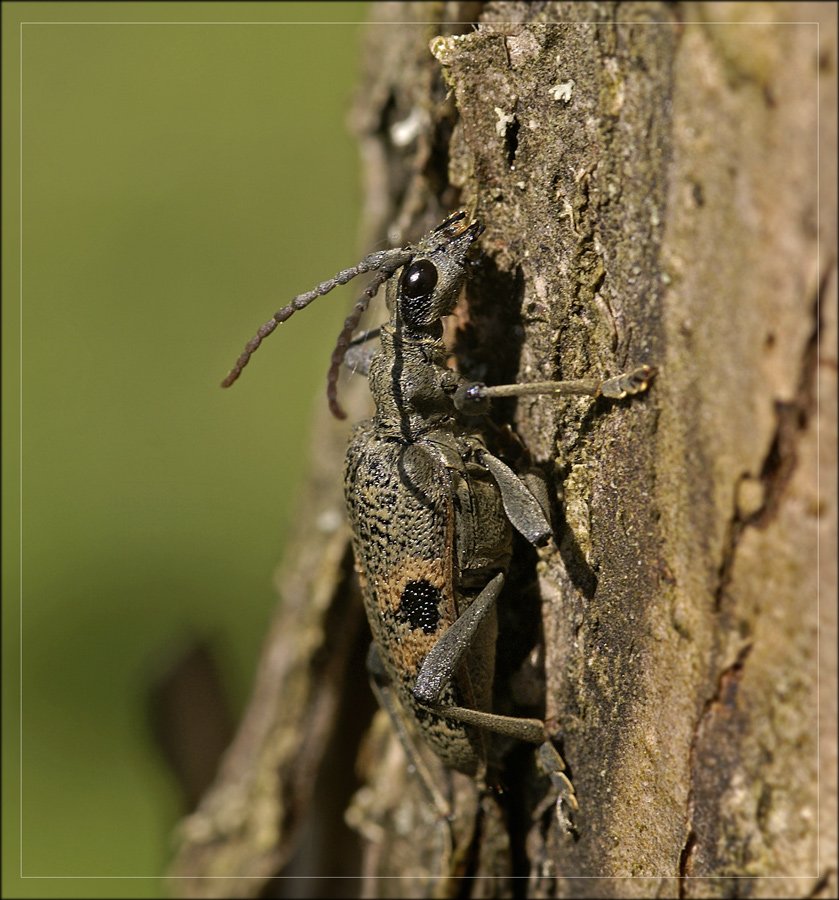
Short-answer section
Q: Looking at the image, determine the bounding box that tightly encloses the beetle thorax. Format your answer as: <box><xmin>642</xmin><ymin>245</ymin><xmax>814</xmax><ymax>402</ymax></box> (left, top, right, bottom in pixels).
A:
<box><xmin>368</xmin><ymin>326</ymin><xmax>458</xmax><ymax>438</ymax></box>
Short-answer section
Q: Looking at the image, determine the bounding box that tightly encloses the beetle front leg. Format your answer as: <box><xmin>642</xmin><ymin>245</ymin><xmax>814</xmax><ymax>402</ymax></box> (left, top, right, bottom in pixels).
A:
<box><xmin>454</xmin><ymin>364</ymin><xmax>657</xmax><ymax>414</ymax></box>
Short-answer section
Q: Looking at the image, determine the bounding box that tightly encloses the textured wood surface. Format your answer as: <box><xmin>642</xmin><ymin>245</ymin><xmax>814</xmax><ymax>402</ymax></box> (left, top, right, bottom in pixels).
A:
<box><xmin>169</xmin><ymin>3</ymin><xmax>836</xmax><ymax>897</ymax></box>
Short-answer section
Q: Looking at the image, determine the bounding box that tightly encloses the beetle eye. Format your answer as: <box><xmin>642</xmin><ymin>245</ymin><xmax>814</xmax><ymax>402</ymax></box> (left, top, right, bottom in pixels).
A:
<box><xmin>400</xmin><ymin>259</ymin><xmax>438</xmax><ymax>300</ymax></box>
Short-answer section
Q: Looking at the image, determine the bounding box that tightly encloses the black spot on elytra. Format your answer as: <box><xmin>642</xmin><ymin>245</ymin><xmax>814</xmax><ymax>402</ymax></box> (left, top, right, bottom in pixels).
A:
<box><xmin>397</xmin><ymin>579</ymin><xmax>442</xmax><ymax>634</ymax></box>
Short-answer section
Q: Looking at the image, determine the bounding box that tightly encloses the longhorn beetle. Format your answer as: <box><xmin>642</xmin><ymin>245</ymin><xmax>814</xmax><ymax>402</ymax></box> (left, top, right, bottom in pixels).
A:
<box><xmin>222</xmin><ymin>210</ymin><xmax>655</xmax><ymax>828</ymax></box>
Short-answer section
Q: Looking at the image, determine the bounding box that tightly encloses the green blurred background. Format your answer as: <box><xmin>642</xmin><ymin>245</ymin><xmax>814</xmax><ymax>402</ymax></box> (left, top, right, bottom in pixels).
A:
<box><xmin>2</xmin><ymin>2</ymin><xmax>368</xmax><ymax>895</ymax></box>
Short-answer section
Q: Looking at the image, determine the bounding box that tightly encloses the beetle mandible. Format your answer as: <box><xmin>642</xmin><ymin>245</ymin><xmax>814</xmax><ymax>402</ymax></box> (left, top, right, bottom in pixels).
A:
<box><xmin>221</xmin><ymin>210</ymin><xmax>655</xmax><ymax>825</ymax></box>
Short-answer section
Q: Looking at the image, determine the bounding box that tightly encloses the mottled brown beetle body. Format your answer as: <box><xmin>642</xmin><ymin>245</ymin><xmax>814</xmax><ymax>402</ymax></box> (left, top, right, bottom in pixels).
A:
<box><xmin>345</xmin><ymin>415</ymin><xmax>511</xmax><ymax>774</ymax></box>
<box><xmin>222</xmin><ymin>210</ymin><xmax>655</xmax><ymax>821</ymax></box>
<box><xmin>344</xmin><ymin>215</ymin><xmax>519</xmax><ymax>774</ymax></box>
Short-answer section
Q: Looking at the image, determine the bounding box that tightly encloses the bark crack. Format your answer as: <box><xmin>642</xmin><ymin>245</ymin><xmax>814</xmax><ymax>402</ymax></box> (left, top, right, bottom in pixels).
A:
<box><xmin>714</xmin><ymin>272</ymin><xmax>824</xmax><ymax>615</ymax></box>
<box><xmin>677</xmin><ymin>263</ymin><xmax>828</xmax><ymax>893</ymax></box>
<box><xmin>678</xmin><ymin>642</ymin><xmax>753</xmax><ymax>895</ymax></box>
<box><xmin>745</xmin><ymin>274</ymin><xmax>825</xmax><ymax>530</ymax></box>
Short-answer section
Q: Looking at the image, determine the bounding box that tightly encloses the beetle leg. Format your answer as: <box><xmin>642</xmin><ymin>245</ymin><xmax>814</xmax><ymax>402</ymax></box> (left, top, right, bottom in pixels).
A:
<box><xmin>413</xmin><ymin>574</ymin><xmax>549</xmax><ymax>746</ymax></box>
<box><xmin>479</xmin><ymin>453</ymin><xmax>552</xmax><ymax>545</ymax></box>
<box><xmin>413</xmin><ymin>578</ymin><xmax>580</xmax><ymax>832</ymax></box>
<box><xmin>454</xmin><ymin>364</ymin><xmax>657</xmax><ymax>412</ymax></box>
<box><xmin>342</xmin><ymin>343</ymin><xmax>377</xmax><ymax>377</ymax></box>
<box><xmin>536</xmin><ymin>741</ymin><xmax>579</xmax><ymax>835</ymax></box>
<box><xmin>413</xmin><ymin>574</ymin><xmax>504</xmax><ymax>706</ymax></box>
<box><xmin>342</xmin><ymin>326</ymin><xmax>382</xmax><ymax>375</ymax></box>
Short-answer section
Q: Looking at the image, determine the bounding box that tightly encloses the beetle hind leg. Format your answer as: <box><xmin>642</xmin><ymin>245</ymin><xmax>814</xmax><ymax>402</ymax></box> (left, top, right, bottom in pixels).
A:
<box><xmin>413</xmin><ymin>574</ymin><xmax>548</xmax><ymax>746</ymax></box>
<box><xmin>412</xmin><ymin>574</ymin><xmax>579</xmax><ymax>832</ymax></box>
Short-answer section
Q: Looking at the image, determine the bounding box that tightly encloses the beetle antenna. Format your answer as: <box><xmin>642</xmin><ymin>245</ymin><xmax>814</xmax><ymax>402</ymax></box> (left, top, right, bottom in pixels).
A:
<box><xmin>221</xmin><ymin>249</ymin><xmax>403</xmax><ymax>388</ymax></box>
<box><xmin>326</xmin><ymin>252</ymin><xmax>412</xmax><ymax>419</ymax></box>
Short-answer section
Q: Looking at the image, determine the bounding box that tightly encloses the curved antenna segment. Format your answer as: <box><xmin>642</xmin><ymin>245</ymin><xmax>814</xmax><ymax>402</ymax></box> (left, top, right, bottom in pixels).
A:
<box><xmin>326</xmin><ymin>250</ymin><xmax>413</xmax><ymax>419</ymax></box>
<box><xmin>220</xmin><ymin>249</ymin><xmax>394</xmax><ymax>388</ymax></box>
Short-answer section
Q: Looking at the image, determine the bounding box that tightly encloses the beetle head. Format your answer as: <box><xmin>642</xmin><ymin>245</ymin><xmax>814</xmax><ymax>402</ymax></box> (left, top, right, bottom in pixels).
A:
<box><xmin>393</xmin><ymin>211</ymin><xmax>484</xmax><ymax>331</ymax></box>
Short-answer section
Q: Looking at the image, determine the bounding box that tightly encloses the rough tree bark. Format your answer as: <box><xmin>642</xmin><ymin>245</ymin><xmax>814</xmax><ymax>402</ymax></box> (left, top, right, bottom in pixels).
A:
<box><xmin>169</xmin><ymin>3</ymin><xmax>836</xmax><ymax>898</ymax></box>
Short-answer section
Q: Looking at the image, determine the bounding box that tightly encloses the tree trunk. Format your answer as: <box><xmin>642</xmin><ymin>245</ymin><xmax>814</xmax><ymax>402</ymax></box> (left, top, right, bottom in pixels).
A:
<box><xmin>169</xmin><ymin>3</ymin><xmax>836</xmax><ymax>897</ymax></box>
